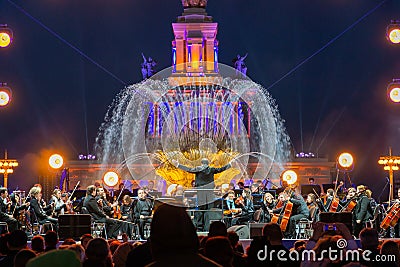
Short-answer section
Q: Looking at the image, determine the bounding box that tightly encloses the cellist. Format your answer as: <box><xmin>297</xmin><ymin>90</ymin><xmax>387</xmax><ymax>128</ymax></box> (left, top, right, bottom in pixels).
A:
<box><xmin>391</xmin><ymin>188</ymin><xmax>400</xmax><ymax>237</ymax></box>
<box><xmin>270</xmin><ymin>189</ymin><xmax>309</xmax><ymax>238</ymax></box>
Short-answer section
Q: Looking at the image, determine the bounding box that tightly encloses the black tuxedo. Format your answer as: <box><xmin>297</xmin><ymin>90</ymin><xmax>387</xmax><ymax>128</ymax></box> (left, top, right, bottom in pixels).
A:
<box><xmin>353</xmin><ymin>193</ymin><xmax>373</xmax><ymax>237</ymax></box>
<box><xmin>0</xmin><ymin>196</ymin><xmax>18</xmax><ymax>232</ymax></box>
<box><xmin>231</xmin><ymin>198</ymin><xmax>254</xmax><ymax>225</ymax></box>
<box><xmin>83</xmin><ymin>194</ymin><xmax>121</xmax><ymax>238</ymax></box>
<box><xmin>134</xmin><ymin>198</ymin><xmax>153</xmax><ymax>239</ymax></box>
<box><xmin>29</xmin><ymin>197</ymin><xmax>58</xmax><ymax>227</ymax></box>
<box><xmin>177</xmin><ymin>163</ymin><xmax>231</xmax><ymax>231</ymax></box>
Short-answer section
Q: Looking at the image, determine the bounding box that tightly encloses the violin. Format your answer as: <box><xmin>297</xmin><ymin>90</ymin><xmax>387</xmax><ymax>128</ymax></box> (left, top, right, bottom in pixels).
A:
<box><xmin>234</xmin><ymin>196</ymin><xmax>244</xmax><ymax>206</ymax></box>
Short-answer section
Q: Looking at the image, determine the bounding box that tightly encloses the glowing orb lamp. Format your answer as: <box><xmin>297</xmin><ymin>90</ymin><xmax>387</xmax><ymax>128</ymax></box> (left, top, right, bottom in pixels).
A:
<box><xmin>387</xmin><ymin>21</ymin><xmax>400</xmax><ymax>44</ymax></box>
<box><xmin>282</xmin><ymin>170</ymin><xmax>298</xmax><ymax>185</ymax></box>
<box><xmin>49</xmin><ymin>154</ymin><xmax>64</xmax><ymax>169</ymax></box>
<box><xmin>103</xmin><ymin>171</ymin><xmax>119</xmax><ymax>187</ymax></box>
<box><xmin>388</xmin><ymin>80</ymin><xmax>400</xmax><ymax>103</ymax></box>
<box><xmin>0</xmin><ymin>25</ymin><xmax>12</xmax><ymax>48</ymax></box>
<box><xmin>338</xmin><ymin>153</ymin><xmax>354</xmax><ymax>169</ymax></box>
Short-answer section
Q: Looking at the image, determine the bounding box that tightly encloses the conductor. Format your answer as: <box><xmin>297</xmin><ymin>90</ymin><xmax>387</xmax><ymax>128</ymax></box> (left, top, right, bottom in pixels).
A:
<box><xmin>172</xmin><ymin>158</ymin><xmax>231</xmax><ymax>231</ymax></box>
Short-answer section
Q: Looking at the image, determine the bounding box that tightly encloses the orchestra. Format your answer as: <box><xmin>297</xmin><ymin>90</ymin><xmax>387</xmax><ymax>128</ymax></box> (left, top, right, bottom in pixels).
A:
<box><xmin>0</xmin><ymin>178</ymin><xmax>398</xmax><ymax>242</ymax></box>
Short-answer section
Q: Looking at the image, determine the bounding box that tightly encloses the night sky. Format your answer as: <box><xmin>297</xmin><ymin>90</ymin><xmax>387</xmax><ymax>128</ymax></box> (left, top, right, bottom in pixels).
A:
<box><xmin>1</xmin><ymin>0</ymin><xmax>399</xmax><ymax>197</ymax></box>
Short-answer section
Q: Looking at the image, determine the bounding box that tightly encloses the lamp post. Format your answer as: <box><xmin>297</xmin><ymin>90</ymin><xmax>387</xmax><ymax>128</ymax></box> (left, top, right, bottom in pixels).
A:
<box><xmin>378</xmin><ymin>147</ymin><xmax>400</xmax><ymax>204</ymax></box>
<box><xmin>0</xmin><ymin>150</ymin><xmax>19</xmax><ymax>188</ymax></box>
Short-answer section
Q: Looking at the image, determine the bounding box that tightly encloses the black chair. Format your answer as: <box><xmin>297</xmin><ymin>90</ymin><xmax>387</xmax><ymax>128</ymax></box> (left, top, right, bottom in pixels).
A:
<box><xmin>80</xmin><ymin>207</ymin><xmax>107</xmax><ymax>239</ymax></box>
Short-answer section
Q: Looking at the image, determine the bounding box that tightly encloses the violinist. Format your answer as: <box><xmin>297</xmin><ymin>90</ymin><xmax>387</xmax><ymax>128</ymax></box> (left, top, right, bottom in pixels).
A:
<box><xmin>48</xmin><ymin>189</ymin><xmax>70</xmax><ymax>218</ymax></box>
<box><xmin>261</xmin><ymin>192</ymin><xmax>276</xmax><ymax>222</ymax></box>
<box><xmin>9</xmin><ymin>193</ymin><xmax>30</xmax><ymax>228</ymax></box>
<box><xmin>250</xmin><ymin>183</ymin><xmax>261</xmax><ymax>194</ymax></box>
<box><xmin>83</xmin><ymin>185</ymin><xmax>121</xmax><ymax>239</ymax></box>
<box><xmin>96</xmin><ymin>187</ymin><xmax>117</xmax><ymax>217</ymax></box>
<box><xmin>231</xmin><ymin>188</ymin><xmax>254</xmax><ymax>226</ymax></box>
<box><xmin>322</xmin><ymin>188</ymin><xmax>335</xmax><ymax>212</ymax></box>
<box><xmin>306</xmin><ymin>193</ymin><xmax>319</xmax><ymax>222</ymax></box>
<box><xmin>223</xmin><ymin>190</ymin><xmax>240</xmax><ymax>227</ymax></box>
<box><xmin>353</xmin><ymin>185</ymin><xmax>373</xmax><ymax>237</ymax></box>
<box><xmin>0</xmin><ymin>187</ymin><xmax>18</xmax><ymax>232</ymax></box>
<box><xmin>29</xmin><ymin>186</ymin><xmax>58</xmax><ymax>230</ymax></box>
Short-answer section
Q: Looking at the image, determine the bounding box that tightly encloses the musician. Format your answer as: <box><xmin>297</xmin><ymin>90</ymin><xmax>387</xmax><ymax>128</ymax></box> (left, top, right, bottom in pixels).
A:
<box><xmin>222</xmin><ymin>190</ymin><xmax>239</xmax><ymax>227</ymax></box>
<box><xmin>339</xmin><ymin>187</ymin><xmax>356</xmax><ymax>211</ymax></box>
<box><xmin>0</xmin><ymin>187</ymin><xmax>18</xmax><ymax>232</ymax></box>
<box><xmin>261</xmin><ymin>192</ymin><xmax>276</xmax><ymax>222</ymax></box>
<box><xmin>306</xmin><ymin>193</ymin><xmax>319</xmax><ymax>222</ymax></box>
<box><xmin>115</xmin><ymin>183</ymin><xmax>132</xmax><ymax>200</ymax></box>
<box><xmin>26</xmin><ymin>184</ymin><xmax>50</xmax><ymax>213</ymax></box>
<box><xmin>96</xmin><ymin>187</ymin><xmax>116</xmax><ymax>217</ymax></box>
<box><xmin>353</xmin><ymin>185</ymin><xmax>373</xmax><ymax>237</ymax></box>
<box><xmin>48</xmin><ymin>189</ymin><xmax>70</xmax><ymax>217</ymax></box>
<box><xmin>120</xmin><ymin>195</ymin><xmax>134</xmax><ymax>239</ymax></box>
<box><xmin>29</xmin><ymin>186</ymin><xmax>58</xmax><ymax>229</ymax></box>
<box><xmin>134</xmin><ymin>188</ymin><xmax>153</xmax><ymax>240</ymax></box>
<box><xmin>322</xmin><ymin>188</ymin><xmax>335</xmax><ymax>212</ymax></box>
<box><xmin>83</xmin><ymin>185</ymin><xmax>121</xmax><ymax>239</ymax></box>
<box><xmin>172</xmin><ymin>158</ymin><xmax>231</xmax><ymax>231</ymax></box>
<box><xmin>393</xmin><ymin>188</ymin><xmax>400</xmax><ymax>238</ymax></box>
<box><xmin>272</xmin><ymin>190</ymin><xmax>309</xmax><ymax>238</ymax></box>
<box><xmin>250</xmin><ymin>183</ymin><xmax>260</xmax><ymax>194</ymax></box>
<box><xmin>231</xmin><ymin>188</ymin><xmax>254</xmax><ymax>226</ymax></box>
<box><xmin>9</xmin><ymin>193</ymin><xmax>30</xmax><ymax>227</ymax></box>
<box><xmin>286</xmin><ymin>191</ymin><xmax>309</xmax><ymax>238</ymax></box>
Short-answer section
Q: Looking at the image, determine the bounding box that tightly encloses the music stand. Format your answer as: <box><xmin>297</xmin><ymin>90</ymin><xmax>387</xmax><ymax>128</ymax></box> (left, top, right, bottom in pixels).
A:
<box><xmin>322</xmin><ymin>184</ymin><xmax>335</xmax><ymax>194</ymax></box>
<box><xmin>301</xmin><ymin>185</ymin><xmax>322</xmax><ymax>196</ymax></box>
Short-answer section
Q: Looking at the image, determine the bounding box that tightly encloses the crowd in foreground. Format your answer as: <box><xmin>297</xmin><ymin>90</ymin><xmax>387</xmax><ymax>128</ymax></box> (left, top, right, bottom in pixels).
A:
<box><xmin>0</xmin><ymin>203</ymin><xmax>399</xmax><ymax>267</ymax></box>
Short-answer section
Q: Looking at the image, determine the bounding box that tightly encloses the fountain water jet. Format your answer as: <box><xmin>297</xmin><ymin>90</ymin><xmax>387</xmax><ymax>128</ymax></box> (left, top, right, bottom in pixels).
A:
<box><xmin>95</xmin><ymin>63</ymin><xmax>290</xmax><ymax>201</ymax></box>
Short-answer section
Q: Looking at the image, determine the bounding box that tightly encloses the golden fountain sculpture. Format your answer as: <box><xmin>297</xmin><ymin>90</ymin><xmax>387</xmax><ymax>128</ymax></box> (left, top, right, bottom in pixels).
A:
<box><xmin>155</xmin><ymin>149</ymin><xmax>240</xmax><ymax>188</ymax></box>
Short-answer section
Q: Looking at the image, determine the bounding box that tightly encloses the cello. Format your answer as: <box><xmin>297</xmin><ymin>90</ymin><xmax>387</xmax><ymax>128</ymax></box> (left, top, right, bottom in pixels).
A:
<box><xmin>271</xmin><ymin>187</ymin><xmax>294</xmax><ymax>231</ymax></box>
<box><xmin>380</xmin><ymin>202</ymin><xmax>400</xmax><ymax>230</ymax></box>
<box><xmin>329</xmin><ymin>177</ymin><xmax>341</xmax><ymax>212</ymax></box>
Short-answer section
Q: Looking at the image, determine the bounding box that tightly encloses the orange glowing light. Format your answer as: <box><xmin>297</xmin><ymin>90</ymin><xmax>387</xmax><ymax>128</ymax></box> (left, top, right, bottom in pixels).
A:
<box><xmin>103</xmin><ymin>171</ymin><xmax>119</xmax><ymax>187</ymax></box>
<box><xmin>49</xmin><ymin>154</ymin><xmax>63</xmax><ymax>169</ymax></box>
<box><xmin>0</xmin><ymin>32</ymin><xmax>11</xmax><ymax>48</ymax></box>
<box><xmin>282</xmin><ymin>170</ymin><xmax>298</xmax><ymax>185</ymax></box>
<box><xmin>0</xmin><ymin>90</ymin><xmax>10</xmax><ymax>106</ymax></box>
<box><xmin>389</xmin><ymin>87</ymin><xmax>400</xmax><ymax>103</ymax></box>
<box><xmin>388</xmin><ymin>28</ymin><xmax>400</xmax><ymax>44</ymax></box>
<box><xmin>338</xmin><ymin>153</ymin><xmax>354</xmax><ymax>168</ymax></box>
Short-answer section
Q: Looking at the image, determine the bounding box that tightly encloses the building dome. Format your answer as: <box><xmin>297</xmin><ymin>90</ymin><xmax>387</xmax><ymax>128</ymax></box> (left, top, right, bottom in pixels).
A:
<box><xmin>181</xmin><ymin>0</ymin><xmax>207</xmax><ymax>8</ymax></box>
